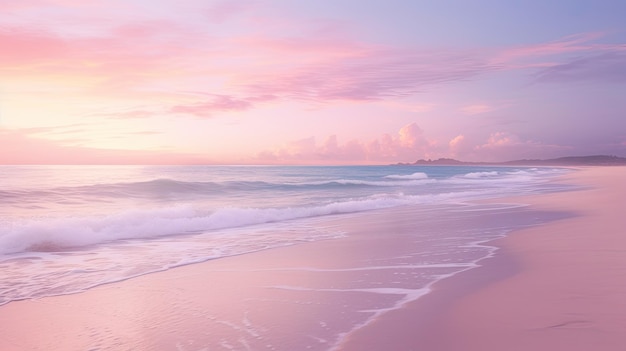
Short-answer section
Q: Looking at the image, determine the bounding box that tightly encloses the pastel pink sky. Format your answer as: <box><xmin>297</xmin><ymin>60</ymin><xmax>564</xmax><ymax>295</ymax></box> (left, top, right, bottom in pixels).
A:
<box><xmin>1</xmin><ymin>0</ymin><xmax>625</xmax><ymax>164</ymax></box>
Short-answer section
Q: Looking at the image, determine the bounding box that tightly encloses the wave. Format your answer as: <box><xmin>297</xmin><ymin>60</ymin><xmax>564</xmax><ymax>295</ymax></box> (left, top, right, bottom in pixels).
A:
<box><xmin>462</xmin><ymin>171</ymin><xmax>500</xmax><ymax>179</ymax></box>
<box><xmin>1</xmin><ymin>176</ymin><xmax>439</xmax><ymax>203</ymax></box>
<box><xmin>0</xmin><ymin>189</ymin><xmax>483</xmax><ymax>255</ymax></box>
<box><xmin>6</xmin><ymin>167</ymin><xmax>563</xmax><ymax>203</ymax></box>
<box><xmin>305</xmin><ymin>178</ymin><xmax>434</xmax><ymax>187</ymax></box>
<box><xmin>451</xmin><ymin>168</ymin><xmax>566</xmax><ymax>183</ymax></box>
<box><xmin>0</xmin><ymin>167</ymin><xmax>570</xmax><ymax>255</ymax></box>
<box><xmin>384</xmin><ymin>172</ymin><xmax>429</xmax><ymax>180</ymax></box>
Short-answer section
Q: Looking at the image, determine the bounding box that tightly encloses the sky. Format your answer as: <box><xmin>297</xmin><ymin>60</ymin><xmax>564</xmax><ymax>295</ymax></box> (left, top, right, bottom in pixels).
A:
<box><xmin>1</xmin><ymin>0</ymin><xmax>625</xmax><ymax>165</ymax></box>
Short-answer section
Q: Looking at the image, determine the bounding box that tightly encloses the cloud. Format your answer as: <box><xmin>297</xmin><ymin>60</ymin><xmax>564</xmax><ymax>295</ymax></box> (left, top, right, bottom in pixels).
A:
<box><xmin>256</xmin><ymin>125</ymin><xmax>584</xmax><ymax>165</ymax></box>
<box><xmin>517</xmin><ymin>32</ymin><xmax>597</xmax><ymax>52</ymax></box>
<box><xmin>0</xmin><ymin>128</ymin><xmax>198</xmax><ymax>164</ymax></box>
<box><xmin>534</xmin><ymin>52</ymin><xmax>626</xmax><ymax>83</ymax></box>
<box><xmin>4</xmin><ymin>4</ymin><xmax>621</xmax><ymax>114</ymax></box>
<box><xmin>246</xmin><ymin>49</ymin><xmax>497</xmax><ymax>101</ymax></box>
<box><xmin>492</xmin><ymin>32</ymin><xmax>626</xmax><ymax>86</ymax></box>
<box><xmin>255</xmin><ymin>122</ymin><xmax>436</xmax><ymax>164</ymax></box>
<box><xmin>481</xmin><ymin>131</ymin><xmax>520</xmax><ymax>147</ymax></box>
<box><xmin>12</xmin><ymin>124</ymin><xmax>163</xmax><ymax>148</ymax></box>
<box><xmin>397</xmin><ymin>123</ymin><xmax>426</xmax><ymax>148</ymax></box>
<box><xmin>448</xmin><ymin>135</ymin><xmax>468</xmax><ymax>158</ymax></box>
<box><xmin>90</xmin><ymin>94</ymin><xmax>276</xmax><ymax>119</ymax></box>
<box><xmin>471</xmin><ymin>131</ymin><xmax>569</xmax><ymax>162</ymax></box>
<box><xmin>431</xmin><ymin>131</ymin><xmax>577</xmax><ymax>162</ymax></box>
<box><xmin>99</xmin><ymin>109</ymin><xmax>159</xmax><ymax>119</ymax></box>
<box><xmin>0</xmin><ymin>27</ymin><xmax>69</xmax><ymax>65</ymax></box>
<box><xmin>171</xmin><ymin>96</ymin><xmax>251</xmax><ymax>117</ymax></box>
<box><xmin>493</xmin><ymin>32</ymin><xmax>612</xmax><ymax>67</ymax></box>
<box><xmin>11</xmin><ymin>123</ymin><xmax>92</xmax><ymax>138</ymax></box>
<box><xmin>170</xmin><ymin>94</ymin><xmax>275</xmax><ymax>117</ymax></box>
<box><xmin>0</xmin><ymin>19</ymin><xmax>212</xmax><ymax>95</ymax></box>
<box><xmin>237</xmin><ymin>33</ymin><xmax>624</xmax><ymax>104</ymax></box>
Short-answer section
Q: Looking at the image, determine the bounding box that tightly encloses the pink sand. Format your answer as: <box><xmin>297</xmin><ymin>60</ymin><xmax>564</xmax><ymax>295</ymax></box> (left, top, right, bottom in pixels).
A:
<box><xmin>341</xmin><ymin>166</ymin><xmax>626</xmax><ymax>350</ymax></box>
<box><xmin>1</xmin><ymin>167</ymin><xmax>625</xmax><ymax>350</ymax></box>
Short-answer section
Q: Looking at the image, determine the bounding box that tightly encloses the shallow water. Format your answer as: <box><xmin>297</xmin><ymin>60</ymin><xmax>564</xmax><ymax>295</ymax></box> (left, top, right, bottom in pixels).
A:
<box><xmin>0</xmin><ymin>165</ymin><xmax>573</xmax><ymax>307</ymax></box>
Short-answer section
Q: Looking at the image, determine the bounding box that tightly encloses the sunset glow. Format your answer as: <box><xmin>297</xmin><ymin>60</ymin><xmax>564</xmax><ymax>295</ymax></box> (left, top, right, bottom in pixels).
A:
<box><xmin>2</xmin><ymin>0</ymin><xmax>625</xmax><ymax>164</ymax></box>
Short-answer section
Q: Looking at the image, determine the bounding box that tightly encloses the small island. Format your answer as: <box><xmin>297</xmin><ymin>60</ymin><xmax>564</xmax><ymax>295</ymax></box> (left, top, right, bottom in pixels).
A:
<box><xmin>400</xmin><ymin>155</ymin><xmax>626</xmax><ymax>166</ymax></box>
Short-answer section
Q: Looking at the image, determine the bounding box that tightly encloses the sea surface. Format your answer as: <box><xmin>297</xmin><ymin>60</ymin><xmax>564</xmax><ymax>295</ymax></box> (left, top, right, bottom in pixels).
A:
<box><xmin>0</xmin><ymin>165</ymin><xmax>572</xmax><ymax>309</ymax></box>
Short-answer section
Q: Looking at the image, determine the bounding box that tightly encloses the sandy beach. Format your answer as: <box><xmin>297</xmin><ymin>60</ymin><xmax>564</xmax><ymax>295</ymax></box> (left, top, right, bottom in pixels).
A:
<box><xmin>1</xmin><ymin>166</ymin><xmax>624</xmax><ymax>350</ymax></box>
<box><xmin>341</xmin><ymin>166</ymin><xmax>626</xmax><ymax>350</ymax></box>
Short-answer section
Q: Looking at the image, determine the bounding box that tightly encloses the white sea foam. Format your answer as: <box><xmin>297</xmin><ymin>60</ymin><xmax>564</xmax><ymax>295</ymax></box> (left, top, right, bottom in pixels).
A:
<box><xmin>306</xmin><ymin>178</ymin><xmax>434</xmax><ymax>187</ymax></box>
<box><xmin>0</xmin><ymin>189</ymin><xmax>492</xmax><ymax>255</ymax></box>
<box><xmin>223</xmin><ymin>263</ymin><xmax>475</xmax><ymax>273</ymax></box>
<box><xmin>463</xmin><ymin>171</ymin><xmax>500</xmax><ymax>178</ymax></box>
<box><xmin>384</xmin><ymin>172</ymin><xmax>429</xmax><ymax>180</ymax></box>
<box><xmin>0</xmin><ymin>220</ymin><xmax>346</xmax><ymax>306</ymax></box>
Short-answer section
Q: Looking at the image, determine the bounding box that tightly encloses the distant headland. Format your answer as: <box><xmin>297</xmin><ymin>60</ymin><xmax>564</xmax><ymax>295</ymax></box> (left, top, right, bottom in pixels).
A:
<box><xmin>397</xmin><ymin>155</ymin><xmax>626</xmax><ymax>166</ymax></box>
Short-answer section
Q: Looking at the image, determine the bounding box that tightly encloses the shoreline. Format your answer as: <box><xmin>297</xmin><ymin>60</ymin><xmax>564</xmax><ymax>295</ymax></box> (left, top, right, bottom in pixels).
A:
<box><xmin>340</xmin><ymin>166</ymin><xmax>626</xmax><ymax>350</ymax></box>
<box><xmin>337</xmin><ymin>234</ymin><xmax>521</xmax><ymax>350</ymax></box>
<box><xmin>0</xmin><ymin>166</ymin><xmax>618</xmax><ymax>350</ymax></box>
<box><xmin>3</xmin><ymin>202</ymin><xmax>554</xmax><ymax>350</ymax></box>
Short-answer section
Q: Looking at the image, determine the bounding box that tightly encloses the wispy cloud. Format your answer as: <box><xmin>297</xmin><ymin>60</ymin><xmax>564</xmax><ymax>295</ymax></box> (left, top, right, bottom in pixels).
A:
<box><xmin>13</xmin><ymin>124</ymin><xmax>91</xmax><ymax>137</ymax></box>
<box><xmin>493</xmin><ymin>32</ymin><xmax>626</xmax><ymax>81</ymax></box>
<box><xmin>0</xmin><ymin>128</ymin><xmax>197</xmax><ymax>164</ymax></box>
<box><xmin>96</xmin><ymin>109</ymin><xmax>160</xmax><ymax>119</ymax></box>
<box><xmin>3</xmin><ymin>4</ymin><xmax>622</xmax><ymax>110</ymax></box>
<box><xmin>170</xmin><ymin>94</ymin><xmax>275</xmax><ymax>117</ymax></box>
<box><xmin>493</xmin><ymin>32</ymin><xmax>611</xmax><ymax>67</ymax></box>
<box><xmin>534</xmin><ymin>52</ymin><xmax>626</xmax><ymax>83</ymax></box>
<box><xmin>0</xmin><ymin>12</ymin><xmax>497</xmax><ymax>106</ymax></box>
<box><xmin>0</xmin><ymin>27</ymin><xmax>69</xmax><ymax>65</ymax></box>
<box><xmin>246</xmin><ymin>49</ymin><xmax>496</xmax><ymax>102</ymax></box>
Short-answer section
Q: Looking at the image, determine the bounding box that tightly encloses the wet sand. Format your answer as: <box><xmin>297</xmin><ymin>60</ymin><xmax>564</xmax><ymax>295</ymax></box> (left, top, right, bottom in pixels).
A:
<box><xmin>341</xmin><ymin>166</ymin><xmax>626</xmax><ymax>350</ymax></box>
<box><xmin>1</xmin><ymin>203</ymin><xmax>520</xmax><ymax>351</ymax></box>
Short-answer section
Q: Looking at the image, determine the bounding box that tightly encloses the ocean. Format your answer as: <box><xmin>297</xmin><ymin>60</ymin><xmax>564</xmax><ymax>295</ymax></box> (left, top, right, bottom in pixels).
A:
<box><xmin>0</xmin><ymin>164</ymin><xmax>572</xmax><ymax>311</ymax></box>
